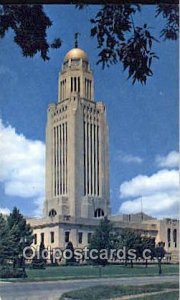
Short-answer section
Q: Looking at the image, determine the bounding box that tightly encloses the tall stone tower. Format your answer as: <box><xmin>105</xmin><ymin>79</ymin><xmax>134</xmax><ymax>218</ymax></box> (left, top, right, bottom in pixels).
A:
<box><xmin>44</xmin><ymin>46</ymin><xmax>110</xmax><ymax>220</ymax></box>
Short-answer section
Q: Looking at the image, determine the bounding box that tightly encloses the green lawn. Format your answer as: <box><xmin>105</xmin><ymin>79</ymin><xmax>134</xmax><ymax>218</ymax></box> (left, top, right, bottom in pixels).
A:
<box><xmin>134</xmin><ymin>291</ymin><xmax>179</xmax><ymax>300</ymax></box>
<box><xmin>1</xmin><ymin>264</ymin><xmax>178</xmax><ymax>282</ymax></box>
<box><xmin>24</xmin><ymin>264</ymin><xmax>179</xmax><ymax>281</ymax></box>
<box><xmin>60</xmin><ymin>283</ymin><xmax>179</xmax><ymax>300</ymax></box>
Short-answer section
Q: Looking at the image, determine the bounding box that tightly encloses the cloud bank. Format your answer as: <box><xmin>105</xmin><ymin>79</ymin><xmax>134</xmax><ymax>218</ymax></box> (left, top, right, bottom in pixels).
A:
<box><xmin>0</xmin><ymin>119</ymin><xmax>45</xmax><ymax>216</ymax></box>
<box><xmin>155</xmin><ymin>151</ymin><xmax>179</xmax><ymax>169</ymax></box>
<box><xmin>119</xmin><ymin>155</ymin><xmax>179</xmax><ymax>219</ymax></box>
<box><xmin>120</xmin><ymin>169</ymin><xmax>178</xmax><ymax>198</ymax></box>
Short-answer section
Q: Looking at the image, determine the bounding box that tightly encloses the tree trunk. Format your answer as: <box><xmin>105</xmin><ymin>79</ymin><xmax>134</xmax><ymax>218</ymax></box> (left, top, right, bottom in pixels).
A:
<box><xmin>124</xmin><ymin>258</ymin><xmax>127</xmax><ymax>267</ymax></box>
<box><xmin>22</xmin><ymin>258</ymin><xmax>26</xmax><ymax>278</ymax></box>
<box><xmin>158</xmin><ymin>259</ymin><xmax>162</xmax><ymax>275</ymax></box>
<box><xmin>145</xmin><ymin>259</ymin><xmax>148</xmax><ymax>268</ymax></box>
<box><xmin>130</xmin><ymin>260</ymin><xmax>133</xmax><ymax>268</ymax></box>
<box><xmin>99</xmin><ymin>265</ymin><xmax>102</xmax><ymax>277</ymax></box>
<box><xmin>13</xmin><ymin>258</ymin><xmax>16</xmax><ymax>270</ymax></box>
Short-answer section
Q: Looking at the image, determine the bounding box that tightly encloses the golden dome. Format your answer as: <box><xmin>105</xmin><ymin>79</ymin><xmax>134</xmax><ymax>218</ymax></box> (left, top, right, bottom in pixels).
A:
<box><xmin>64</xmin><ymin>48</ymin><xmax>88</xmax><ymax>61</ymax></box>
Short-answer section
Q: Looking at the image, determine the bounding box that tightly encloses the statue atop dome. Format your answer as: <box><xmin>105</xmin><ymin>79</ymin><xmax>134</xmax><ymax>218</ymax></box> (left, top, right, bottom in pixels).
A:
<box><xmin>74</xmin><ymin>32</ymin><xmax>80</xmax><ymax>48</ymax></box>
<box><xmin>64</xmin><ymin>33</ymin><xmax>88</xmax><ymax>62</ymax></box>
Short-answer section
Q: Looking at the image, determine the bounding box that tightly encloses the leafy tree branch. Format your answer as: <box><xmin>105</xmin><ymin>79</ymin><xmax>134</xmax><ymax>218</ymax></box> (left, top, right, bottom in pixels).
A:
<box><xmin>0</xmin><ymin>4</ymin><xmax>178</xmax><ymax>84</ymax></box>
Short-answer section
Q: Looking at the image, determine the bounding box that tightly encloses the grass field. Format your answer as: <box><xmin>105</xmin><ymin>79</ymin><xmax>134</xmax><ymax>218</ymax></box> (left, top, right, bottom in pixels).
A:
<box><xmin>1</xmin><ymin>264</ymin><xmax>178</xmax><ymax>282</ymax></box>
<box><xmin>24</xmin><ymin>264</ymin><xmax>179</xmax><ymax>281</ymax></box>
<box><xmin>60</xmin><ymin>282</ymin><xmax>179</xmax><ymax>300</ymax></box>
<box><xmin>135</xmin><ymin>291</ymin><xmax>179</xmax><ymax>300</ymax></box>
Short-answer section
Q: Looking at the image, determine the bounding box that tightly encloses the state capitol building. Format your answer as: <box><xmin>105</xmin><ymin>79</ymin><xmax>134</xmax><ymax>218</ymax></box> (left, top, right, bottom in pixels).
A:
<box><xmin>28</xmin><ymin>45</ymin><xmax>179</xmax><ymax>262</ymax></box>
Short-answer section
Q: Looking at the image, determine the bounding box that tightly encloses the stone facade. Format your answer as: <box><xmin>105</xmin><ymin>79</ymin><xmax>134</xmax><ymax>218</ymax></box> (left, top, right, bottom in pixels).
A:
<box><xmin>28</xmin><ymin>47</ymin><xmax>179</xmax><ymax>261</ymax></box>
<box><xmin>44</xmin><ymin>47</ymin><xmax>110</xmax><ymax>220</ymax></box>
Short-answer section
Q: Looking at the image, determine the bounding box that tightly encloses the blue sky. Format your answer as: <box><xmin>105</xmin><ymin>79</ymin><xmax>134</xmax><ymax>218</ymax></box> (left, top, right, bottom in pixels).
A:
<box><xmin>0</xmin><ymin>5</ymin><xmax>179</xmax><ymax>218</ymax></box>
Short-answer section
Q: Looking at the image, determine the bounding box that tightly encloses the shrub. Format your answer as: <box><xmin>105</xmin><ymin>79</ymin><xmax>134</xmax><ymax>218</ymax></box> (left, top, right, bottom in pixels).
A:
<box><xmin>0</xmin><ymin>266</ymin><xmax>27</xmax><ymax>278</ymax></box>
<box><xmin>31</xmin><ymin>256</ymin><xmax>46</xmax><ymax>269</ymax></box>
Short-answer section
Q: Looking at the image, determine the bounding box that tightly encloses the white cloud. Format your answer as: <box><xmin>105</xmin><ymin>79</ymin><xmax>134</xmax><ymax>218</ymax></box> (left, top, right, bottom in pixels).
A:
<box><xmin>156</xmin><ymin>151</ymin><xmax>179</xmax><ymax>169</ymax></box>
<box><xmin>119</xmin><ymin>192</ymin><xmax>179</xmax><ymax>219</ymax></box>
<box><xmin>117</xmin><ymin>151</ymin><xmax>143</xmax><ymax>164</ymax></box>
<box><xmin>0</xmin><ymin>119</ymin><xmax>45</xmax><ymax>216</ymax></box>
<box><xmin>120</xmin><ymin>169</ymin><xmax>178</xmax><ymax>198</ymax></box>
<box><xmin>119</xmin><ymin>169</ymin><xmax>179</xmax><ymax>219</ymax></box>
<box><xmin>0</xmin><ymin>207</ymin><xmax>10</xmax><ymax>215</ymax></box>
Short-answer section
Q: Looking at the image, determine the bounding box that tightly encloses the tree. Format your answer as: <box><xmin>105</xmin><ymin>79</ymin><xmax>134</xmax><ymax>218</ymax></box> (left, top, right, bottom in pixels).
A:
<box><xmin>0</xmin><ymin>208</ymin><xmax>33</xmax><ymax>278</ymax></box>
<box><xmin>89</xmin><ymin>217</ymin><xmax>113</xmax><ymax>266</ymax></box>
<box><xmin>0</xmin><ymin>214</ymin><xmax>10</xmax><ymax>265</ymax></box>
<box><xmin>113</xmin><ymin>229</ymin><xmax>156</xmax><ymax>267</ymax></box>
<box><xmin>78</xmin><ymin>4</ymin><xmax>178</xmax><ymax>84</ymax></box>
<box><xmin>65</xmin><ymin>241</ymin><xmax>76</xmax><ymax>265</ymax></box>
<box><xmin>154</xmin><ymin>241</ymin><xmax>166</xmax><ymax>275</ymax></box>
<box><xmin>0</xmin><ymin>4</ymin><xmax>178</xmax><ymax>84</ymax></box>
<box><xmin>7</xmin><ymin>207</ymin><xmax>33</xmax><ymax>270</ymax></box>
<box><xmin>114</xmin><ymin>228</ymin><xmax>142</xmax><ymax>266</ymax></box>
<box><xmin>133</xmin><ymin>235</ymin><xmax>156</xmax><ymax>267</ymax></box>
<box><xmin>32</xmin><ymin>241</ymin><xmax>46</xmax><ymax>269</ymax></box>
<box><xmin>0</xmin><ymin>5</ymin><xmax>61</xmax><ymax>60</ymax></box>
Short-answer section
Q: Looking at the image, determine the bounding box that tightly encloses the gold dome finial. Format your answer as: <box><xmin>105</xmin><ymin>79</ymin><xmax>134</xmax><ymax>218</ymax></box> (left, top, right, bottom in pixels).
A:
<box><xmin>64</xmin><ymin>33</ymin><xmax>88</xmax><ymax>62</ymax></box>
<box><xmin>64</xmin><ymin>48</ymin><xmax>88</xmax><ymax>62</ymax></box>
